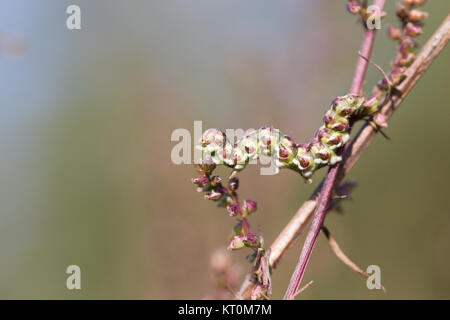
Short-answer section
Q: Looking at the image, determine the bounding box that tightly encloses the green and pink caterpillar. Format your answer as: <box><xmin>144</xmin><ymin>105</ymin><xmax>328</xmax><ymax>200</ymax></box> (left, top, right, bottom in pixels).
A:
<box><xmin>198</xmin><ymin>93</ymin><xmax>382</xmax><ymax>182</ymax></box>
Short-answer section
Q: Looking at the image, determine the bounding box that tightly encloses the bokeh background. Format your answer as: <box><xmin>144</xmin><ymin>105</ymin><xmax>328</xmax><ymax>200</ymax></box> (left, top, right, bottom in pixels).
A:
<box><xmin>0</xmin><ymin>0</ymin><xmax>449</xmax><ymax>299</ymax></box>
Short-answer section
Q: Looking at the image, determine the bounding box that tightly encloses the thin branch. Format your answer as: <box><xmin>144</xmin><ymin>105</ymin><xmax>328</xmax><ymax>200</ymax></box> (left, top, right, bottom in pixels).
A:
<box><xmin>238</xmin><ymin>12</ymin><xmax>450</xmax><ymax>300</ymax></box>
<box><xmin>321</xmin><ymin>225</ymin><xmax>386</xmax><ymax>292</ymax></box>
<box><xmin>292</xmin><ymin>280</ymin><xmax>314</xmax><ymax>299</ymax></box>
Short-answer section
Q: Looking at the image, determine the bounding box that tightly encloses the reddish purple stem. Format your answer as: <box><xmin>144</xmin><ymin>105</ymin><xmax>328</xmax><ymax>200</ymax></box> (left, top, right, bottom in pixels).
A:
<box><xmin>283</xmin><ymin>0</ymin><xmax>385</xmax><ymax>300</ymax></box>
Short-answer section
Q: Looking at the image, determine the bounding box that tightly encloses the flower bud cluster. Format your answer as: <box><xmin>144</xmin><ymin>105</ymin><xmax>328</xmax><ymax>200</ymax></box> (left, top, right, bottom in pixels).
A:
<box><xmin>375</xmin><ymin>0</ymin><xmax>427</xmax><ymax>96</ymax></box>
<box><xmin>197</xmin><ymin>94</ymin><xmax>380</xmax><ymax>182</ymax></box>
<box><xmin>193</xmin><ymin>161</ymin><xmax>261</xmax><ymax>252</ymax></box>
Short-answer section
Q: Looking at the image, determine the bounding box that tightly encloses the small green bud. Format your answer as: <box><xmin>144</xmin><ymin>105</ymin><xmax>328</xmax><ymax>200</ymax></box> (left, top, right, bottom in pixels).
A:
<box><xmin>362</xmin><ymin>96</ymin><xmax>379</xmax><ymax>115</ymax></box>
<box><xmin>316</xmin><ymin>126</ymin><xmax>343</xmax><ymax>150</ymax></box>
<box><xmin>310</xmin><ymin>139</ymin><xmax>332</xmax><ymax>165</ymax></box>
<box><xmin>293</xmin><ymin>144</ymin><xmax>314</xmax><ymax>171</ymax></box>
<box><xmin>276</xmin><ymin>135</ymin><xmax>297</xmax><ymax>167</ymax></box>
<box><xmin>323</xmin><ymin>110</ymin><xmax>349</xmax><ymax>132</ymax></box>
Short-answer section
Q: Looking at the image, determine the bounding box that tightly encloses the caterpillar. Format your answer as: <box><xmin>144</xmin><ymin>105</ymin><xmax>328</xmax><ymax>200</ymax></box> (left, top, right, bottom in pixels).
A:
<box><xmin>197</xmin><ymin>93</ymin><xmax>381</xmax><ymax>182</ymax></box>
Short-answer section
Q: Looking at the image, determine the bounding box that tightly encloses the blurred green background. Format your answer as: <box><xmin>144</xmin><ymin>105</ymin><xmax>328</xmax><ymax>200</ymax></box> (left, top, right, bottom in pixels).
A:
<box><xmin>0</xmin><ymin>0</ymin><xmax>449</xmax><ymax>299</ymax></box>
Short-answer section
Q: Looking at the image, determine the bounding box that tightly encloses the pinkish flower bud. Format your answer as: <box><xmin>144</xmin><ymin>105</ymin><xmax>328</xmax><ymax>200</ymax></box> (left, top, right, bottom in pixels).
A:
<box><xmin>243</xmin><ymin>200</ymin><xmax>257</xmax><ymax>215</ymax></box>
<box><xmin>387</xmin><ymin>25</ymin><xmax>402</xmax><ymax>41</ymax></box>
<box><xmin>226</xmin><ymin>204</ymin><xmax>239</xmax><ymax>217</ymax></box>
<box><xmin>413</xmin><ymin>0</ymin><xmax>426</xmax><ymax>5</ymax></box>
<box><xmin>405</xmin><ymin>22</ymin><xmax>423</xmax><ymax>37</ymax></box>
<box><xmin>402</xmin><ymin>0</ymin><xmax>415</xmax><ymax>6</ymax></box>
<box><xmin>374</xmin><ymin>113</ymin><xmax>388</xmax><ymax>128</ymax></box>
<box><xmin>346</xmin><ymin>0</ymin><xmax>361</xmax><ymax>14</ymax></box>
<box><xmin>228</xmin><ymin>235</ymin><xmax>245</xmax><ymax>250</ymax></box>
<box><xmin>243</xmin><ymin>233</ymin><xmax>260</xmax><ymax>248</ymax></box>
<box><xmin>204</xmin><ymin>188</ymin><xmax>223</xmax><ymax>201</ymax></box>
<box><xmin>408</xmin><ymin>9</ymin><xmax>428</xmax><ymax>22</ymax></box>
<box><xmin>228</xmin><ymin>177</ymin><xmax>239</xmax><ymax>191</ymax></box>
<box><xmin>192</xmin><ymin>176</ymin><xmax>210</xmax><ymax>188</ymax></box>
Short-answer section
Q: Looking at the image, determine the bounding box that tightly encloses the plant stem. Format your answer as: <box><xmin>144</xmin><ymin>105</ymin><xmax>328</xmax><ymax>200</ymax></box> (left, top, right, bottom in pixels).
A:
<box><xmin>283</xmin><ymin>0</ymin><xmax>386</xmax><ymax>299</ymax></box>
<box><xmin>238</xmin><ymin>12</ymin><xmax>450</xmax><ymax>299</ymax></box>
